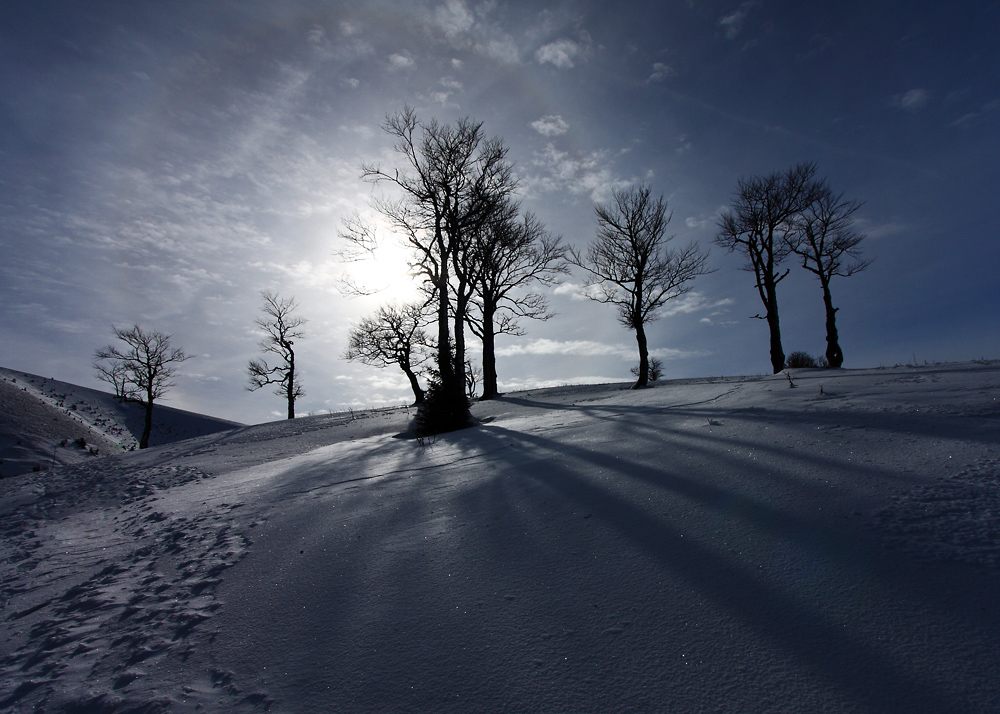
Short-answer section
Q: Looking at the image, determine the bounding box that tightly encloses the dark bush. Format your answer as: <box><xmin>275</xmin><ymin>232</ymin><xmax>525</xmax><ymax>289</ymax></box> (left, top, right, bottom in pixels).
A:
<box><xmin>74</xmin><ymin>436</ymin><xmax>87</xmax><ymax>448</ymax></box>
<box><xmin>414</xmin><ymin>380</ymin><xmax>472</xmax><ymax>437</ymax></box>
<box><xmin>785</xmin><ymin>351</ymin><xmax>818</xmax><ymax>369</ymax></box>
<box><xmin>630</xmin><ymin>357</ymin><xmax>663</xmax><ymax>382</ymax></box>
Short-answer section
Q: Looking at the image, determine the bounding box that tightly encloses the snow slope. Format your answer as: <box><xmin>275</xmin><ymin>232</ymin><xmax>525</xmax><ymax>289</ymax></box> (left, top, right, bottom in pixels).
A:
<box><xmin>0</xmin><ymin>367</ymin><xmax>243</xmax><ymax>477</ymax></box>
<box><xmin>2</xmin><ymin>363</ymin><xmax>999</xmax><ymax>713</ymax></box>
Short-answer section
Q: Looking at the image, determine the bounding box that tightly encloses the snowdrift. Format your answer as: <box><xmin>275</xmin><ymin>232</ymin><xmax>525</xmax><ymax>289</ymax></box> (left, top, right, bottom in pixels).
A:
<box><xmin>2</xmin><ymin>362</ymin><xmax>999</xmax><ymax>713</ymax></box>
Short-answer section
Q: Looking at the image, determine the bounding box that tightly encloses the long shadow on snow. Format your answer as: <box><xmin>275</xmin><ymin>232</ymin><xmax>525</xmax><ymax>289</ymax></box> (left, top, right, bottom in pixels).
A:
<box><xmin>446</xmin><ymin>422</ymin><xmax>1000</xmax><ymax>713</ymax></box>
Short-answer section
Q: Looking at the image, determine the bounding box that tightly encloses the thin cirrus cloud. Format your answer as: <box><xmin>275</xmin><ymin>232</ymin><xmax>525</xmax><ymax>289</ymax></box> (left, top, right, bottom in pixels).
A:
<box><xmin>891</xmin><ymin>88</ymin><xmax>930</xmax><ymax>111</ymax></box>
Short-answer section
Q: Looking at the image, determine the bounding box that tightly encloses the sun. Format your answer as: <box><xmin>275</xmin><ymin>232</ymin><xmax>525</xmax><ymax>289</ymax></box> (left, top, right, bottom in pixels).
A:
<box><xmin>344</xmin><ymin>238</ymin><xmax>423</xmax><ymax>303</ymax></box>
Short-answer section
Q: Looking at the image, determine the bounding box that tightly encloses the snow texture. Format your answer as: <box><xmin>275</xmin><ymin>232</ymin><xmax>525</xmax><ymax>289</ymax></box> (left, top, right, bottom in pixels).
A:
<box><xmin>2</xmin><ymin>361</ymin><xmax>1000</xmax><ymax>713</ymax></box>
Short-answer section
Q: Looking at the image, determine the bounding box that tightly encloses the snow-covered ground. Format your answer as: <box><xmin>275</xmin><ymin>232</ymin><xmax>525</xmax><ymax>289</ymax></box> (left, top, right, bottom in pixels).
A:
<box><xmin>0</xmin><ymin>367</ymin><xmax>241</xmax><ymax>478</ymax></box>
<box><xmin>2</xmin><ymin>362</ymin><xmax>1000</xmax><ymax>713</ymax></box>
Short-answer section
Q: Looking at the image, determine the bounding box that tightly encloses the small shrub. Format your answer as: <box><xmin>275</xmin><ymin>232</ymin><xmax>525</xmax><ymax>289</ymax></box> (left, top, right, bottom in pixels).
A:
<box><xmin>74</xmin><ymin>436</ymin><xmax>87</xmax><ymax>449</ymax></box>
<box><xmin>414</xmin><ymin>380</ymin><xmax>472</xmax><ymax>437</ymax></box>
<box><xmin>630</xmin><ymin>357</ymin><xmax>663</xmax><ymax>382</ymax></box>
<box><xmin>785</xmin><ymin>351</ymin><xmax>818</xmax><ymax>369</ymax></box>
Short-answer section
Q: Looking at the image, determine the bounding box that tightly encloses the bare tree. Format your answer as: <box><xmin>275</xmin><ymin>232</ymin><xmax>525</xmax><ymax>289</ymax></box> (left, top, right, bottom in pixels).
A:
<box><xmin>93</xmin><ymin>358</ymin><xmax>131</xmax><ymax>402</ymax></box>
<box><xmin>246</xmin><ymin>290</ymin><xmax>306</xmax><ymax>419</ymax></box>
<box><xmin>467</xmin><ymin>200</ymin><xmax>567</xmax><ymax>400</ymax></box>
<box><xmin>570</xmin><ymin>185</ymin><xmax>711</xmax><ymax>388</ymax></box>
<box><xmin>347</xmin><ymin>107</ymin><xmax>515</xmax><ymax>432</ymax></box>
<box><xmin>344</xmin><ymin>302</ymin><xmax>431</xmax><ymax>406</ymax></box>
<box><xmin>789</xmin><ymin>180</ymin><xmax>870</xmax><ymax>369</ymax></box>
<box><xmin>93</xmin><ymin>324</ymin><xmax>190</xmax><ymax>448</ymax></box>
<box><xmin>715</xmin><ymin>162</ymin><xmax>817</xmax><ymax>373</ymax></box>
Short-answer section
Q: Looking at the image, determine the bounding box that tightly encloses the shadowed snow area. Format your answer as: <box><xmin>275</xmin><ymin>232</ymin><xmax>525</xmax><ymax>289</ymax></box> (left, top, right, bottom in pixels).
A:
<box><xmin>0</xmin><ymin>367</ymin><xmax>242</xmax><ymax>478</ymax></box>
<box><xmin>2</xmin><ymin>362</ymin><xmax>1000</xmax><ymax>712</ymax></box>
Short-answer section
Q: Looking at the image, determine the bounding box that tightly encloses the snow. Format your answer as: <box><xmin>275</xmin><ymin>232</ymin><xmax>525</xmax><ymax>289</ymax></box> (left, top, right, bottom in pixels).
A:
<box><xmin>0</xmin><ymin>367</ymin><xmax>241</xmax><ymax>478</ymax></box>
<box><xmin>2</xmin><ymin>362</ymin><xmax>1000</xmax><ymax>712</ymax></box>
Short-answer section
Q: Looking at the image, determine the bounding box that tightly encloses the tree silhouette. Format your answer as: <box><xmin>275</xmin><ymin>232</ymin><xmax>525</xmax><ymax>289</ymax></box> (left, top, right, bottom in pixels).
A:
<box><xmin>570</xmin><ymin>185</ymin><xmax>711</xmax><ymax>388</ymax></box>
<box><xmin>344</xmin><ymin>302</ymin><xmax>431</xmax><ymax>406</ymax></box>
<box><xmin>789</xmin><ymin>179</ymin><xmax>870</xmax><ymax>368</ymax></box>
<box><xmin>94</xmin><ymin>324</ymin><xmax>190</xmax><ymax>448</ymax></box>
<box><xmin>246</xmin><ymin>290</ymin><xmax>306</xmax><ymax>419</ymax></box>
<box><xmin>467</xmin><ymin>200</ymin><xmax>567</xmax><ymax>399</ymax></box>
<box><xmin>348</xmin><ymin>107</ymin><xmax>515</xmax><ymax>433</ymax></box>
<box><xmin>716</xmin><ymin>162</ymin><xmax>817</xmax><ymax>373</ymax></box>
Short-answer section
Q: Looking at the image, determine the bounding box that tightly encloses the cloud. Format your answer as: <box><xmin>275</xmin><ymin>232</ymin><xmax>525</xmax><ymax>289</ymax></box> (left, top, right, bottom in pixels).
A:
<box><xmin>499</xmin><ymin>375</ymin><xmax>625</xmax><ymax>391</ymax></box>
<box><xmin>523</xmin><ymin>143</ymin><xmax>631</xmax><ymax>202</ymax></box>
<box><xmin>481</xmin><ymin>37</ymin><xmax>520</xmax><ymax>64</ymax></box>
<box><xmin>388</xmin><ymin>53</ymin><xmax>415</xmax><ymax>71</ymax></box>
<box><xmin>496</xmin><ymin>338</ymin><xmax>634</xmax><ymax>359</ymax></box>
<box><xmin>434</xmin><ymin>0</ymin><xmax>475</xmax><ymax>39</ymax></box>
<box><xmin>305</xmin><ymin>26</ymin><xmax>326</xmax><ymax>45</ymax></box>
<box><xmin>536</xmin><ymin>38</ymin><xmax>585</xmax><ymax>69</ymax></box>
<box><xmin>496</xmin><ymin>338</ymin><xmax>705</xmax><ymax>361</ymax></box>
<box><xmin>951</xmin><ymin>99</ymin><xmax>1000</xmax><ymax>129</ymax></box>
<box><xmin>719</xmin><ymin>2</ymin><xmax>756</xmax><ymax>40</ymax></box>
<box><xmin>531</xmin><ymin>115</ymin><xmax>569</xmax><ymax>136</ymax></box>
<box><xmin>891</xmin><ymin>88</ymin><xmax>930</xmax><ymax>111</ymax></box>
<box><xmin>648</xmin><ymin>63</ymin><xmax>675</xmax><ymax>82</ymax></box>
<box><xmin>554</xmin><ymin>282</ymin><xmax>604</xmax><ymax>301</ymax></box>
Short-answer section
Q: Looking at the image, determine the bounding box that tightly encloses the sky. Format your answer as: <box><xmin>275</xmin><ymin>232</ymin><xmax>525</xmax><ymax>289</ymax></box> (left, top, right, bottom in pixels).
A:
<box><xmin>2</xmin><ymin>0</ymin><xmax>998</xmax><ymax>424</ymax></box>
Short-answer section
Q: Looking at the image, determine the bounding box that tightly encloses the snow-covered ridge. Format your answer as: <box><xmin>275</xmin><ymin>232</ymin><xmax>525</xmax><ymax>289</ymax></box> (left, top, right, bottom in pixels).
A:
<box><xmin>2</xmin><ymin>361</ymin><xmax>1000</xmax><ymax>712</ymax></box>
<box><xmin>0</xmin><ymin>367</ymin><xmax>242</xmax><ymax>478</ymax></box>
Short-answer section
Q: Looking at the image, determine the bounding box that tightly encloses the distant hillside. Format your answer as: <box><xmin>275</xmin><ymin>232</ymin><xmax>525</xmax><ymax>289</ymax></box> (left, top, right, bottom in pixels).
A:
<box><xmin>0</xmin><ymin>367</ymin><xmax>243</xmax><ymax>477</ymax></box>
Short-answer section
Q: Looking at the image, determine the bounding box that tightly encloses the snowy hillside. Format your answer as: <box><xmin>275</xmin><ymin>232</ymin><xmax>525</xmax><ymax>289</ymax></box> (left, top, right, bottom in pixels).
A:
<box><xmin>2</xmin><ymin>362</ymin><xmax>999</xmax><ymax>712</ymax></box>
<box><xmin>0</xmin><ymin>367</ymin><xmax>242</xmax><ymax>478</ymax></box>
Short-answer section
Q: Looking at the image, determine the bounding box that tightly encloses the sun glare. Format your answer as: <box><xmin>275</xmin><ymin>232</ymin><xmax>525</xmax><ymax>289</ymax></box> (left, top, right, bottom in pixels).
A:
<box><xmin>347</xmin><ymin>239</ymin><xmax>422</xmax><ymax>303</ymax></box>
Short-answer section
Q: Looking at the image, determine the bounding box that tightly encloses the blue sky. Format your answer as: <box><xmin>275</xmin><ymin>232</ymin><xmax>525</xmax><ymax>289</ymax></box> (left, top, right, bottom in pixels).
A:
<box><xmin>2</xmin><ymin>0</ymin><xmax>998</xmax><ymax>424</ymax></box>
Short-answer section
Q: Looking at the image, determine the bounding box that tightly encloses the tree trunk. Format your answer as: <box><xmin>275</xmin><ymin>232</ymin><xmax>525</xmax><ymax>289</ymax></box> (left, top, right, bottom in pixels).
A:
<box><xmin>821</xmin><ymin>280</ymin><xmax>844</xmax><ymax>368</ymax></box>
<box><xmin>286</xmin><ymin>351</ymin><xmax>296</xmax><ymax>419</ymax></box>
<box><xmin>480</xmin><ymin>303</ymin><xmax>499</xmax><ymax>400</ymax></box>
<box><xmin>633</xmin><ymin>323</ymin><xmax>649</xmax><ymax>388</ymax></box>
<box><xmin>453</xmin><ymin>288</ymin><xmax>468</xmax><ymax>399</ymax></box>
<box><xmin>403</xmin><ymin>364</ymin><xmax>424</xmax><ymax>405</ymax></box>
<box><xmin>140</xmin><ymin>400</ymin><xmax>153</xmax><ymax>449</ymax></box>
<box><xmin>764</xmin><ymin>280</ymin><xmax>785</xmax><ymax>373</ymax></box>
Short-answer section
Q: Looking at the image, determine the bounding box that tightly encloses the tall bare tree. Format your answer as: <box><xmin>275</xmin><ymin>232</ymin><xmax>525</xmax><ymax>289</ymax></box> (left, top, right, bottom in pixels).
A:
<box><xmin>467</xmin><ymin>200</ymin><xmax>567</xmax><ymax>399</ymax></box>
<box><xmin>789</xmin><ymin>180</ymin><xmax>870</xmax><ymax>368</ymax></box>
<box><xmin>246</xmin><ymin>290</ymin><xmax>306</xmax><ymax>419</ymax></box>
<box><xmin>347</xmin><ymin>106</ymin><xmax>515</xmax><ymax>433</ymax></box>
<box><xmin>716</xmin><ymin>162</ymin><xmax>817</xmax><ymax>373</ymax></box>
<box><xmin>570</xmin><ymin>185</ymin><xmax>711</xmax><ymax>388</ymax></box>
<box><xmin>94</xmin><ymin>324</ymin><xmax>190</xmax><ymax>448</ymax></box>
<box><xmin>344</xmin><ymin>302</ymin><xmax>431</xmax><ymax>406</ymax></box>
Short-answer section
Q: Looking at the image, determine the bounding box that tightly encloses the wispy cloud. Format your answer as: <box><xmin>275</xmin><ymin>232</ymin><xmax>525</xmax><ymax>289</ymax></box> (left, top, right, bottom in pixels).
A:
<box><xmin>523</xmin><ymin>143</ymin><xmax>631</xmax><ymax>202</ymax></box>
<box><xmin>951</xmin><ymin>99</ymin><xmax>1000</xmax><ymax>129</ymax></box>
<box><xmin>648</xmin><ymin>63</ymin><xmax>675</xmax><ymax>82</ymax></box>
<box><xmin>719</xmin><ymin>2</ymin><xmax>757</xmax><ymax>40</ymax></box>
<box><xmin>891</xmin><ymin>88</ymin><xmax>930</xmax><ymax>111</ymax></box>
<box><xmin>531</xmin><ymin>115</ymin><xmax>569</xmax><ymax>136</ymax></box>
<box><xmin>496</xmin><ymin>338</ymin><xmax>705</xmax><ymax>360</ymax></box>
